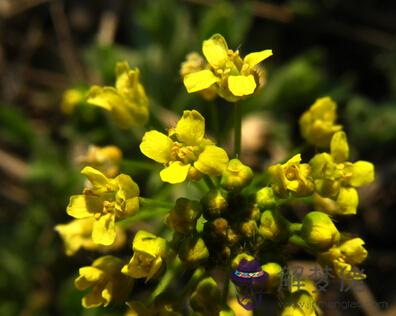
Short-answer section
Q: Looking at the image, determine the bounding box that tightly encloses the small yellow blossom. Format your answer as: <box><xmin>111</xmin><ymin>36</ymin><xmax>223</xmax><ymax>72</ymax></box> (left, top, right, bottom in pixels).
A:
<box><xmin>221</xmin><ymin>158</ymin><xmax>253</xmax><ymax>191</ymax></box>
<box><xmin>140</xmin><ymin>109</ymin><xmax>229</xmax><ymax>184</ymax></box>
<box><xmin>183</xmin><ymin>33</ymin><xmax>272</xmax><ymax>102</ymax></box>
<box><xmin>299</xmin><ymin>96</ymin><xmax>343</xmax><ymax>148</ymax></box>
<box><xmin>79</xmin><ymin>145</ymin><xmax>122</xmax><ymax>178</ymax></box>
<box><xmin>66</xmin><ymin>167</ymin><xmax>140</xmax><ymax>245</ymax></box>
<box><xmin>87</xmin><ymin>61</ymin><xmax>149</xmax><ymax>129</ymax></box>
<box><xmin>319</xmin><ymin>237</ymin><xmax>367</xmax><ymax>280</ymax></box>
<box><xmin>122</xmin><ymin>230</ymin><xmax>167</xmax><ymax>281</ymax></box>
<box><xmin>75</xmin><ymin>255</ymin><xmax>133</xmax><ymax>308</ymax></box>
<box><xmin>55</xmin><ymin>218</ymin><xmax>126</xmax><ymax>256</ymax></box>
<box><xmin>268</xmin><ymin>154</ymin><xmax>314</xmax><ymax>198</ymax></box>
<box><xmin>280</xmin><ymin>291</ymin><xmax>317</xmax><ymax>316</ymax></box>
<box><xmin>309</xmin><ymin>131</ymin><xmax>375</xmax><ymax>214</ymax></box>
<box><xmin>261</xmin><ymin>262</ymin><xmax>282</xmax><ymax>290</ymax></box>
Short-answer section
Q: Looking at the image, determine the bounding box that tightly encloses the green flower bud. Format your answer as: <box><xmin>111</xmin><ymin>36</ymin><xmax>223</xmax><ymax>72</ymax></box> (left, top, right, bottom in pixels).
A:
<box><xmin>240</xmin><ymin>220</ymin><xmax>258</xmax><ymax>239</ymax></box>
<box><xmin>261</xmin><ymin>262</ymin><xmax>282</xmax><ymax>290</ymax></box>
<box><xmin>179</xmin><ymin>236</ymin><xmax>209</xmax><ymax>267</ymax></box>
<box><xmin>301</xmin><ymin>211</ymin><xmax>340</xmax><ymax>251</ymax></box>
<box><xmin>201</xmin><ymin>190</ymin><xmax>228</xmax><ymax>219</ymax></box>
<box><xmin>221</xmin><ymin>159</ymin><xmax>253</xmax><ymax>191</ymax></box>
<box><xmin>190</xmin><ymin>277</ymin><xmax>221</xmax><ymax>315</ymax></box>
<box><xmin>259</xmin><ymin>209</ymin><xmax>289</xmax><ymax>242</ymax></box>
<box><xmin>166</xmin><ymin>198</ymin><xmax>202</xmax><ymax>234</ymax></box>
<box><xmin>280</xmin><ymin>291</ymin><xmax>316</xmax><ymax>316</ymax></box>
<box><xmin>256</xmin><ymin>187</ymin><xmax>277</xmax><ymax>209</ymax></box>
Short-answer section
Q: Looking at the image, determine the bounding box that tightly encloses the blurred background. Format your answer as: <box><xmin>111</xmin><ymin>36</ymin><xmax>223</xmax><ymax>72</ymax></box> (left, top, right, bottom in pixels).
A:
<box><xmin>1</xmin><ymin>0</ymin><xmax>396</xmax><ymax>315</ymax></box>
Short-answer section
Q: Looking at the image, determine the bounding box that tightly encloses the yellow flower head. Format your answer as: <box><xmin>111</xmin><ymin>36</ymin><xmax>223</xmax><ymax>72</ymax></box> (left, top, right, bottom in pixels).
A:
<box><xmin>140</xmin><ymin>109</ymin><xmax>229</xmax><ymax>184</ymax></box>
<box><xmin>299</xmin><ymin>96</ymin><xmax>343</xmax><ymax>148</ymax></box>
<box><xmin>74</xmin><ymin>255</ymin><xmax>133</xmax><ymax>308</ymax></box>
<box><xmin>79</xmin><ymin>145</ymin><xmax>122</xmax><ymax>178</ymax></box>
<box><xmin>55</xmin><ymin>218</ymin><xmax>126</xmax><ymax>256</ymax></box>
<box><xmin>183</xmin><ymin>34</ymin><xmax>272</xmax><ymax>102</ymax></box>
<box><xmin>310</xmin><ymin>131</ymin><xmax>375</xmax><ymax>214</ymax></box>
<box><xmin>87</xmin><ymin>61</ymin><xmax>149</xmax><ymax>129</ymax></box>
<box><xmin>122</xmin><ymin>230</ymin><xmax>167</xmax><ymax>281</ymax></box>
<box><xmin>268</xmin><ymin>154</ymin><xmax>314</xmax><ymax>198</ymax></box>
<box><xmin>280</xmin><ymin>291</ymin><xmax>316</xmax><ymax>316</ymax></box>
<box><xmin>319</xmin><ymin>237</ymin><xmax>368</xmax><ymax>280</ymax></box>
<box><xmin>66</xmin><ymin>167</ymin><xmax>140</xmax><ymax>245</ymax></box>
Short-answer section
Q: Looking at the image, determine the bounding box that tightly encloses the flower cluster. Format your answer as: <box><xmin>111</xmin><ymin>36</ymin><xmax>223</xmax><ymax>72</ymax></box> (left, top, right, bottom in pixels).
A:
<box><xmin>56</xmin><ymin>34</ymin><xmax>375</xmax><ymax>315</ymax></box>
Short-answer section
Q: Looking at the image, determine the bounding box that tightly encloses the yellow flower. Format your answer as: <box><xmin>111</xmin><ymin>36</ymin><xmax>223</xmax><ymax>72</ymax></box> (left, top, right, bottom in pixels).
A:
<box><xmin>183</xmin><ymin>33</ymin><xmax>272</xmax><ymax>102</ymax></box>
<box><xmin>299</xmin><ymin>96</ymin><xmax>343</xmax><ymax>147</ymax></box>
<box><xmin>55</xmin><ymin>218</ymin><xmax>126</xmax><ymax>256</ymax></box>
<box><xmin>66</xmin><ymin>166</ymin><xmax>140</xmax><ymax>245</ymax></box>
<box><xmin>87</xmin><ymin>61</ymin><xmax>149</xmax><ymax>129</ymax></box>
<box><xmin>75</xmin><ymin>255</ymin><xmax>133</xmax><ymax>308</ymax></box>
<box><xmin>140</xmin><ymin>109</ymin><xmax>229</xmax><ymax>184</ymax></box>
<box><xmin>79</xmin><ymin>145</ymin><xmax>122</xmax><ymax>178</ymax></box>
<box><xmin>309</xmin><ymin>131</ymin><xmax>375</xmax><ymax>214</ymax></box>
<box><xmin>261</xmin><ymin>262</ymin><xmax>282</xmax><ymax>290</ymax></box>
<box><xmin>220</xmin><ymin>158</ymin><xmax>253</xmax><ymax>191</ymax></box>
<box><xmin>319</xmin><ymin>237</ymin><xmax>367</xmax><ymax>280</ymax></box>
<box><xmin>268</xmin><ymin>154</ymin><xmax>314</xmax><ymax>198</ymax></box>
<box><xmin>122</xmin><ymin>230</ymin><xmax>167</xmax><ymax>281</ymax></box>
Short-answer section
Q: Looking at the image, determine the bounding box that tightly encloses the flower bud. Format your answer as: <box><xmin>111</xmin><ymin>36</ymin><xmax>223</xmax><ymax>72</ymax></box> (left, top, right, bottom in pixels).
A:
<box><xmin>201</xmin><ymin>190</ymin><xmax>228</xmax><ymax>219</ymax></box>
<box><xmin>190</xmin><ymin>277</ymin><xmax>221</xmax><ymax>315</ymax></box>
<box><xmin>301</xmin><ymin>211</ymin><xmax>340</xmax><ymax>251</ymax></box>
<box><xmin>240</xmin><ymin>220</ymin><xmax>258</xmax><ymax>239</ymax></box>
<box><xmin>256</xmin><ymin>187</ymin><xmax>277</xmax><ymax>210</ymax></box>
<box><xmin>166</xmin><ymin>198</ymin><xmax>202</xmax><ymax>234</ymax></box>
<box><xmin>204</xmin><ymin>217</ymin><xmax>229</xmax><ymax>241</ymax></box>
<box><xmin>221</xmin><ymin>159</ymin><xmax>253</xmax><ymax>191</ymax></box>
<box><xmin>231</xmin><ymin>253</ymin><xmax>255</xmax><ymax>270</ymax></box>
<box><xmin>179</xmin><ymin>236</ymin><xmax>209</xmax><ymax>267</ymax></box>
<box><xmin>261</xmin><ymin>262</ymin><xmax>282</xmax><ymax>290</ymax></box>
<box><xmin>259</xmin><ymin>209</ymin><xmax>289</xmax><ymax>242</ymax></box>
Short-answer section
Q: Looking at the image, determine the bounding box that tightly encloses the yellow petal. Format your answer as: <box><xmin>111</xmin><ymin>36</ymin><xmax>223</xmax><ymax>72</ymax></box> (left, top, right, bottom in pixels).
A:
<box><xmin>81</xmin><ymin>166</ymin><xmax>111</xmax><ymax>193</ymax></box>
<box><xmin>202</xmin><ymin>33</ymin><xmax>229</xmax><ymax>68</ymax></box>
<box><xmin>140</xmin><ymin>130</ymin><xmax>173</xmax><ymax>163</ymax></box>
<box><xmin>160</xmin><ymin>161</ymin><xmax>190</xmax><ymax>184</ymax></box>
<box><xmin>146</xmin><ymin>256</ymin><xmax>163</xmax><ymax>281</ymax></box>
<box><xmin>330</xmin><ymin>131</ymin><xmax>349</xmax><ymax>163</ymax></box>
<box><xmin>82</xmin><ymin>292</ymin><xmax>105</xmax><ymax>308</ymax></box>
<box><xmin>115</xmin><ymin>174</ymin><xmax>140</xmax><ymax>200</ymax></box>
<box><xmin>244</xmin><ymin>50</ymin><xmax>273</xmax><ymax>68</ymax></box>
<box><xmin>133</xmin><ymin>230</ymin><xmax>167</xmax><ymax>257</ymax></box>
<box><xmin>75</xmin><ymin>266</ymin><xmax>104</xmax><ymax>290</ymax></box>
<box><xmin>66</xmin><ymin>195</ymin><xmax>102</xmax><ymax>219</ymax></box>
<box><xmin>101</xmin><ymin>281</ymin><xmax>113</xmax><ymax>307</ymax></box>
<box><xmin>183</xmin><ymin>70</ymin><xmax>219</xmax><ymax>93</ymax></box>
<box><xmin>175</xmin><ymin>110</ymin><xmax>205</xmax><ymax>145</ymax></box>
<box><xmin>228</xmin><ymin>75</ymin><xmax>256</xmax><ymax>96</ymax></box>
<box><xmin>336</xmin><ymin>187</ymin><xmax>359</xmax><ymax>215</ymax></box>
<box><xmin>194</xmin><ymin>145</ymin><xmax>229</xmax><ymax>176</ymax></box>
<box><xmin>86</xmin><ymin>86</ymin><xmax>122</xmax><ymax>111</ymax></box>
<box><xmin>92</xmin><ymin>213</ymin><xmax>116</xmax><ymax>246</ymax></box>
<box><xmin>349</xmin><ymin>161</ymin><xmax>375</xmax><ymax>187</ymax></box>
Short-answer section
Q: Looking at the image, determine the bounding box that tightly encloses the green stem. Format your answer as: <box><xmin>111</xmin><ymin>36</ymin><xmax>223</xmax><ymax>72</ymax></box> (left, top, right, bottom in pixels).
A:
<box><xmin>203</xmin><ymin>175</ymin><xmax>216</xmax><ymax>190</ymax></box>
<box><xmin>289</xmin><ymin>234</ymin><xmax>313</xmax><ymax>253</ymax></box>
<box><xmin>288</xmin><ymin>223</ymin><xmax>303</xmax><ymax>234</ymax></box>
<box><xmin>233</xmin><ymin>102</ymin><xmax>241</xmax><ymax>157</ymax></box>
<box><xmin>139</xmin><ymin>197</ymin><xmax>173</xmax><ymax>209</ymax></box>
<box><xmin>221</xmin><ymin>273</ymin><xmax>230</xmax><ymax>305</ymax></box>
<box><xmin>149</xmin><ymin>253</ymin><xmax>182</xmax><ymax>303</ymax></box>
<box><xmin>118</xmin><ymin>207</ymin><xmax>170</xmax><ymax>227</ymax></box>
<box><xmin>180</xmin><ymin>267</ymin><xmax>206</xmax><ymax>298</ymax></box>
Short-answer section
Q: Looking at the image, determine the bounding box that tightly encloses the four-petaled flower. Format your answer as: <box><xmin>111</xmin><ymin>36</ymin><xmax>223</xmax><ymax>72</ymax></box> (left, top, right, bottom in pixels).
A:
<box><xmin>66</xmin><ymin>167</ymin><xmax>140</xmax><ymax>245</ymax></box>
<box><xmin>140</xmin><ymin>109</ymin><xmax>229</xmax><ymax>184</ymax></box>
<box><xmin>183</xmin><ymin>33</ymin><xmax>272</xmax><ymax>102</ymax></box>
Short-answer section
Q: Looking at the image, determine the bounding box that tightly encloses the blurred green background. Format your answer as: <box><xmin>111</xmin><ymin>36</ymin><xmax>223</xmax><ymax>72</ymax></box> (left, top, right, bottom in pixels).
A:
<box><xmin>1</xmin><ymin>0</ymin><xmax>396</xmax><ymax>315</ymax></box>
